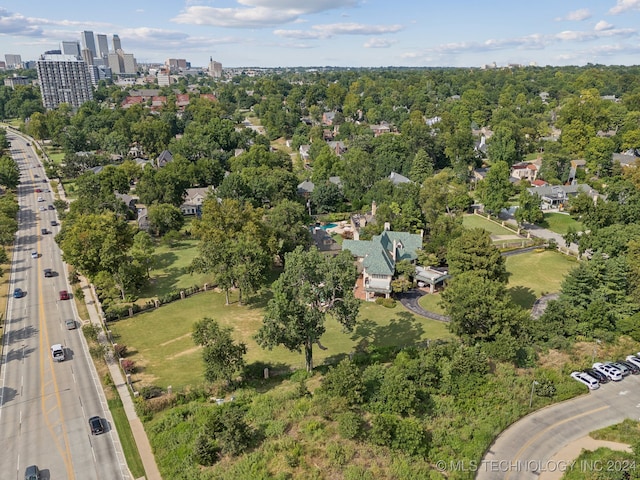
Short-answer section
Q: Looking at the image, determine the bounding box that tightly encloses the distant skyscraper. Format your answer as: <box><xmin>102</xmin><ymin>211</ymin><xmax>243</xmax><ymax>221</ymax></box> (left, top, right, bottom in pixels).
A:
<box><xmin>4</xmin><ymin>54</ymin><xmax>22</xmax><ymax>69</ymax></box>
<box><xmin>208</xmin><ymin>58</ymin><xmax>222</xmax><ymax>78</ymax></box>
<box><xmin>96</xmin><ymin>34</ymin><xmax>109</xmax><ymax>59</ymax></box>
<box><xmin>36</xmin><ymin>54</ymin><xmax>93</xmax><ymax>110</ymax></box>
<box><xmin>112</xmin><ymin>34</ymin><xmax>122</xmax><ymax>52</ymax></box>
<box><xmin>81</xmin><ymin>48</ymin><xmax>94</xmax><ymax>66</ymax></box>
<box><xmin>81</xmin><ymin>31</ymin><xmax>97</xmax><ymax>58</ymax></box>
<box><xmin>61</xmin><ymin>41</ymin><xmax>81</xmax><ymax>57</ymax></box>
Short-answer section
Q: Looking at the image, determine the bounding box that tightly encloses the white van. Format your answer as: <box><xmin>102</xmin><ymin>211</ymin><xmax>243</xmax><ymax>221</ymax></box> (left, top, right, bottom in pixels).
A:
<box><xmin>51</xmin><ymin>344</ymin><xmax>65</xmax><ymax>362</ymax></box>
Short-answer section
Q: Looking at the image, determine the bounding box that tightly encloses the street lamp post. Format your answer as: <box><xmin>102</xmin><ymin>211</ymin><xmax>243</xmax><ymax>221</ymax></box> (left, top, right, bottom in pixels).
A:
<box><xmin>529</xmin><ymin>380</ymin><xmax>539</xmax><ymax>408</ymax></box>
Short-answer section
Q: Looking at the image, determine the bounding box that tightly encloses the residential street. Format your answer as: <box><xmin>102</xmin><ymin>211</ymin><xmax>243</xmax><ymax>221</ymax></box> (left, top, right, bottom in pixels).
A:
<box><xmin>475</xmin><ymin>375</ymin><xmax>640</xmax><ymax>480</ymax></box>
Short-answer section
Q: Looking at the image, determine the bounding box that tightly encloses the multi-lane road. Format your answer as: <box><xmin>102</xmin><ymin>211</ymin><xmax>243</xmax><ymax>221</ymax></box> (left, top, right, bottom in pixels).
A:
<box><xmin>0</xmin><ymin>132</ymin><xmax>129</xmax><ymax>479</ymax></box>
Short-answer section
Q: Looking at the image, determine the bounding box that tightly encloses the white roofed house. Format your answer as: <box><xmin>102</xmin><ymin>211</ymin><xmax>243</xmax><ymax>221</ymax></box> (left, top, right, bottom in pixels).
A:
<box><xmin>180</xmin><ymin>187</ymin><xmax>214</xmax><ymax>216</ymax></box>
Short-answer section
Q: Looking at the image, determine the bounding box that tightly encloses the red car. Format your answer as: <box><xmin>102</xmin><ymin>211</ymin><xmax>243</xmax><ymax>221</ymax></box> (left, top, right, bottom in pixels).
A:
<box><xmin>59</xmin><ymin>290</ymin><xmax>70</xmax><ymax>300</ymax></box>
<box><xmin>35</xmin><ymin>188</ymin><xmax>42</xmax><ymax>192</ymax></box>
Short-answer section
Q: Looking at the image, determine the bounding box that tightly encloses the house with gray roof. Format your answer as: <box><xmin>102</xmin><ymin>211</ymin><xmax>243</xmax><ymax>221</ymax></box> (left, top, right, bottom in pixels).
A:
<box><xmin>526</xmin><ymin>183</ymin><xmax>601</xmax><ymax>210</ymax></box>
<box><xmin>342</xmin><ymin>228</ymin><xmax>423</xmax><ymax>301</ymax></box>
<box><xmin>155</xmin><ymin>150</ymin><xmax>173</xmax><ymax>168</ymax></box>
<box><xmin>180</xmin><ymin>187</ymin><xmax>213</xmax><ymax>215</ymax></box>
<box><xmin>388</xmin><ymin>171</ymin><xmax>412</xmax><ymax>185</ymax></box>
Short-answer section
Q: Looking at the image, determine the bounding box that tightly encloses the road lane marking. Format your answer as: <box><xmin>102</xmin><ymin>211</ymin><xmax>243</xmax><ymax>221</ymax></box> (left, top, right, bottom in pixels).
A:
<box><xmin>505</xmin><ymin>405</ymin><xmax>610</xmax><ymax>480</ymax></box>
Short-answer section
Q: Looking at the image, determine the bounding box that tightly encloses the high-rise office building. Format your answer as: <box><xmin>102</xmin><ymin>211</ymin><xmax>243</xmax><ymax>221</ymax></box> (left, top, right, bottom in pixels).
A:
<box><xmin>96</xmin><ymin>34</ymin><xmax>109</xmax><ymax>59</ymax></box>
<box><xmin>81</xmin><ymin>48</ymin><xmax>94</xmax><ymax>66</ymax></box>
<box><xmin>112</xmin><ymin>34</ymin><xmax>122</xmax><ymax>52</ymax></box>
<box><xmin>61</xmin><ymin>41</ymin><xmax>81</xmax><ymax>57</ymax></box>
<box><xmin>81</xmin><ymin>31</ymin><xmax>97</xmax><ymax>58</ymax></box>
<box><xmin>36</xmin><ymin>54</ymin><xmax>93</xmax><ymax>110</ymax></box>
<box><xmin>4</xmin><ymin>54</ymin><xmax>22</xmax><ymax>69</ymax></box>
<box><xmin>208</xmin><ymin>58</ymin><xmax>222</xmax><ymax>78</ymax></box>
<box><xmin>122</xmin><ymin>53</ymin><xmax>137</xmax><ymax>74</ymax></box>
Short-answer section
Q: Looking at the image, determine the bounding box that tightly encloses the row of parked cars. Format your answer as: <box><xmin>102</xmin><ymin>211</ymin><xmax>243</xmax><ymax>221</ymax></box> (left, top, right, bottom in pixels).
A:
<box><xmin>570</xmin><ymin>354</ymin><xmax>640</xmax><ymax>389</ymax></box>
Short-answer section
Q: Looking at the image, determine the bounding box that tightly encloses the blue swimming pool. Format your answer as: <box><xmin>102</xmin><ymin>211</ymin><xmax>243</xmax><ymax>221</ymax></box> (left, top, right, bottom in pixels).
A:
<box><xmin>321</xmin><ymin>223</ymin><xmax>337</xmax><ymax>230</ymax></box>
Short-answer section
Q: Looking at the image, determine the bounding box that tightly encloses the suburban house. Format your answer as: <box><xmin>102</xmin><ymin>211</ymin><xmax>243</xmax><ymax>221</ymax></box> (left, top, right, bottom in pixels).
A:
<box><xmin>350</xmin><ymin>201</ymin><xmax>378</xmax><ymax>241</ymax></box>
<box><xmin>327</xmin><ymin>140</ymin><xmax>347</xmax><ymax>156</ymax></box>
<box><xmin>180</xmin><ymin>187</ymin><xmax>214</xmax><ymax>215</ymax></box>
<box><xmin>175</xmin><ymin>93</ymin><xmax>190</xmax><ymax>109</ymax></box>
<box><xmin>342</xmin><ymin>226</ymin><xmax>423</xmax><ymax>301</ymax></box>
<box><xmin>322</xmin><ymin>111</ymin><xmax>336</xmax><ymax>126</ymax></box>
<box><xmin>155</xmin><ymin>150</ymin><xmax>173</xmax><ymax>168</ymax></box>
<box><xmin>414</xmin><ymin>266</ymin><xmax>450</xmax><ymax>294</ymax></box>
<box><xmin>613</xmin><ymin>150</ymin><xmax>640</xmax><ymax>168</ymax></box>
<box><xmin>510</xmin><ymin>161</ymin><xmax>539</xmax><ymax>182</ymax></box>
<box><xmin>370</xmin><ymin>122</ymin><xmax>391</xmax><ymax>137</ymax></box>
<box><xmin>526</xmin><ymin>184</ymin><xmax>601</xmax><ymax>210</ymax></box>
<box><xmin>297</xmin><ymin>180</ymin><xmax>315</xmax><ymax>197</ymax></box>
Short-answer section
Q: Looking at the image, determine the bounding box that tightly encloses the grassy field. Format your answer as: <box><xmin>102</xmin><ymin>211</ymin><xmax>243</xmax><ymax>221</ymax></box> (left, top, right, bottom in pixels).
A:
<box><xmin>539</xmin><ymin>212</ymin><xmax>584</xmax><ymax>235</ymax></box>
<box><xmin>417</xmin><ymin>250</ymin><xmax>578</xmax><ymax>314</ymax></box>
<box><xmin>462</xmin><ymin>214</ymin><xmax>518</xmax><ymax>236</ymax></box>
<box><xmin>505</xmin><ymin>249</ymin><xmax>578</xmax><ymax>308</ymax></box>
<box><xmin>109</xmin><ymin>291</ymin><xmax>452</xmax><ymax>391</ymax></box>
<box><xmin>137</xmin><ymin>238</ymin><xmax>217</xmax><ymax>300</ymax></box>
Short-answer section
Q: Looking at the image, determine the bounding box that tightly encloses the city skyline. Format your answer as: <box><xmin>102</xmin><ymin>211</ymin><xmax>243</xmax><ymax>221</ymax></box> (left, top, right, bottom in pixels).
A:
<box><xmin>0</xmin><ymin>0</ymin><xmax>640</xmax><ymax>68</ymax></box>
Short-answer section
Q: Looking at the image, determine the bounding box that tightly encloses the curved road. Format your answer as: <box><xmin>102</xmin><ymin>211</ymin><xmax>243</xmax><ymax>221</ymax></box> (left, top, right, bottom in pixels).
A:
<box><xmin>476</xmin><ymin>375</ymin><xmax>640</xmax><ymax>480</ymax></box>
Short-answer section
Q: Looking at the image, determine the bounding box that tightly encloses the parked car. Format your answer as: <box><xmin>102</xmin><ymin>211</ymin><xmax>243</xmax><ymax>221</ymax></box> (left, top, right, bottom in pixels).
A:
<box><xmin>59</xmin><ymin>290</ymin><xmax>70</xmax><ymax>300</ymax></box>
<box><xmin>584</xmin><ymin>368</ymin><xmax>609</xmax><ymax>384</ymax></box>
<box><xmin>43</xmin><ymin>268</ymin><xmax>53</xmax><ymax>278</ymax></box>
<box><xmin>13</xmin><ymin>288</ymin><xmax>24</xmax><ymax>298</ymax></box>
<box><xmin>570</xmin><ymin>371</ymin><xmax>600</xmax><ymax>390</ymax></box>
<box><xmin>24</xmin><ymin>464</ymin><xmax>40</xmax><ymax>480</ymax></box>
<box><xmin>89</xmin><ymin>416</ymin><xmax>104</xmax><ymax>435</ymax></box>
<box><xmin>593</xmin><ymin>362</ymin><xmax>623</xmax><ymax>381</ymax></box>
<box><xmin>618</xmin><ymin>360</ymin><xmax>640</xmax><ymax>374</ymax></box>
<box><xmin>625</xmin><ymin>355</ymin><xmax>640</xmax><ymax>369</ymax></box>
<box><xmin>609</xmin><ymin>362</ymin><xmax>630</xmax><ymax>376</ymax></box>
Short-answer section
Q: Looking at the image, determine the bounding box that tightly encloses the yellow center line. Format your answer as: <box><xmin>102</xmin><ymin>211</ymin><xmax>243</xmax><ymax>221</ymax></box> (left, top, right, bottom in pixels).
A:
<box><xmin>33</xmin><ymin>166</ymin><xmax>76</xmax><ymax>479</ymax></box>
<box><xmin>505</xmin><ymin>405</ymin><xmax>610</xmax><ymax>480</ymax></box>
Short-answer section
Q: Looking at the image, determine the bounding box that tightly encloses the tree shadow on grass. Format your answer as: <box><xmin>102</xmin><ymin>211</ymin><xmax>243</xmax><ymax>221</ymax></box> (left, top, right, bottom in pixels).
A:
<box><xmin>508</xmin><ymin>285</ymin><xmax>537</xmax><ymax>309</ymax></box>
<box><xmin>243</xmin><ymin>361</ymin><xmax>295</xmax><ymax>393</ymax></box>
<box><xmin>153</xmin><ymin>251</ymin><xmax>178</xmax><ymax>270</ymax></box>
<box><xmin>245</xmin><ymin>288</ymin><xmax>274</xmax><ymax>309</ymax></box>
<box><xmin>350</xmin><ymin>312</ymin><xmax>425</xmax><ymax>351</ymax></box>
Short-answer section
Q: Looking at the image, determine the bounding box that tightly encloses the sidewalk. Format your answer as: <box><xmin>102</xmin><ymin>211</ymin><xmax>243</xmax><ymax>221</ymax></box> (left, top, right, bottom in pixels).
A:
<box><xmin>80</xmin><ymin>277</ymin><xmax>162</xmax><ymax>480</ymax></box>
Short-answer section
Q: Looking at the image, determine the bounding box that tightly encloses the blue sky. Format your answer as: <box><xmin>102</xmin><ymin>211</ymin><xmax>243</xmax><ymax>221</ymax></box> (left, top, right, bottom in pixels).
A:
<box><xmin>1</xmin><ymin>0</ymin><xmax>640</xmax><ymax>68</ymax></box>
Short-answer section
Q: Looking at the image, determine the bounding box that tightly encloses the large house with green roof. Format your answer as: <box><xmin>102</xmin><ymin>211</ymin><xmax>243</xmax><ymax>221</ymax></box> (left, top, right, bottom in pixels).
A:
<box><xmin>342</xmin><ymin>228</ymin><xmax>423</xmax><ymax>301</ymax></box>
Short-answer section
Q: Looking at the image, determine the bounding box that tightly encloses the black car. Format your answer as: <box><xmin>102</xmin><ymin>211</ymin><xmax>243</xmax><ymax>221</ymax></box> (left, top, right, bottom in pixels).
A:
<box><xmin>618</xmin><ymin>360</ymin><xmax>640</xmax><ymax>375</ymax></box>
<box><xmin>24</xmin><ymin>465</ymin><xmax>40</xmax><ymax>480</ymax></box>
<box><xmin>43</xmin><ymin>268</ymin><xmax>53</xmax><ymax>278</ymax></box>
<box><xmin>89</xmin><ymin>416</ymin><xmax>104</xmax><ymax>435</ymax></box>
<box><xmin>584</xmin><ymin>368</ymin><xmax>609</xmax><ymax>384</ymax></box>
<box><xmin>47</xmin><ymin>204</ymin><xmax>54</xmax><ymax>210</ymax></box>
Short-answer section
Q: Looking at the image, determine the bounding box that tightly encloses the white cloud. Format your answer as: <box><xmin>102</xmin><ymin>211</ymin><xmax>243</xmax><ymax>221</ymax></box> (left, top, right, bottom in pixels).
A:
<box><xmin>363</xmin><ymin>37</ymin><xmax>395</xmax><ymax>48</ymax></box>
<box><xmin>274</xmin><ymin>22</ymin><xmax>403</xmax><ymax>39</ymax></box>
<box><xmin>609</xmin><ymin>0</ymin><xmax>640</xmax><ymax>14</ymax></box>
<box><xmin>555</xmin><ymin>8</ymin><xmax>591</xmax><ymax>21</ymax></box>
<box><xmin>172</xmin><ymin>0</ymin><xmax>359</xmax><ymax>28</ymax></box>
<box><xmin>594</xmin><ymin>20</ymin><xmax>614</xmax><ymax>31</ymax></box>
<box><xmin>0</xmin><ymin>9</ymin><xmax>42</xmax><ymax>36</ymax></box>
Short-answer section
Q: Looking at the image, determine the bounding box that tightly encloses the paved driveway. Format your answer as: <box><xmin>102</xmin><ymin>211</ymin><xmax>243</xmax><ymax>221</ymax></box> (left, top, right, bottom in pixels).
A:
<box><xmin>475</xmin><ymin>375</ymin><xmax>640</xmax><ymax>480</ymax></box>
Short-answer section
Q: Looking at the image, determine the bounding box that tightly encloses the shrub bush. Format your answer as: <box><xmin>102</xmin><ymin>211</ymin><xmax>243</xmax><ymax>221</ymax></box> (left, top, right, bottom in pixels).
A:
<box><xmin>336</xmin><ymin>411</ymin><xmax>363</xmax><ymax>440</ymax></box>
<box><xmin>139</xmin><ymin>385</ymin><xmax>163</xmax><ymax>400</ymax></box>
<box><xmin>73</xmin><ymin>287</ymin><xmax>84</xmax><ymax>301</ymax></box>
<box><xmin>113</xmin><ymin>344</ymin><xmax>128</xmax><ymax>357</ymax></box>
<box><xmin>121</xmin><ymin>359</ymin><xmax>136</xmax><ymax>374</ymax></box>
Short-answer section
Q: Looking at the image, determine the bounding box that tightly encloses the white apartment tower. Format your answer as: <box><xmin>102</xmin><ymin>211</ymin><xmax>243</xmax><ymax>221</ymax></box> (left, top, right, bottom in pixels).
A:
<box><xmin>61</xmin><ymin>41</ymin><xmax>81</xmax><ymax>57</ymax></box>
<box><xmin>36</xmin><ymin>54</ymin><xmax>93</xmax><ymax>110</ymax></box>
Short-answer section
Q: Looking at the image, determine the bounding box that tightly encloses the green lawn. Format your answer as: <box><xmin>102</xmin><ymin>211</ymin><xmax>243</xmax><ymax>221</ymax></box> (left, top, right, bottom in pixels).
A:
<box><xmin>539</xmin><ymin>212</ymin><xmax>583</xmax><ymax>235</ymax></box>
<box><xmin>109</xmin><ymin>291</ymin><xmax>452</xmax><ymax>390</ymax></box>
<box><xmin>138</xmin><ymin>239</ymin><xmax>216</xmax><ymax>300</ymax></box>
<box><xmin>505</xmin><ymin>249</ymin><xmax>578</xmax><ymax>308</ymax></box>
<box><xmin>462</xmin><ymin>214</ymin><xmax>518</xmax><ymax>236</ymax></box>
<box><xmin>418</xmin><ymin>293</ymin><xmax>446</xmax><ymax>315</ymax></box>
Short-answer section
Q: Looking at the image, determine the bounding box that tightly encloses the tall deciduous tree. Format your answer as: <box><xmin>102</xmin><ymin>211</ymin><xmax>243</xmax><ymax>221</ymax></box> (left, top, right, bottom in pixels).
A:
<box><xmin>192</xmin><ymin>317</ymin><xmax>247</xmax><ymax>384</ymax></box>
<box><xmin>478</xmin><ymin>160</ymin><xmax>512</xmax><ymax>214</ymax></box>
<box><xmin>0</xmin><ymin>156</ymin><xmax>20</xmax><ymax>189</ymax></box>
<box><xmin>147</xmin><ymin>203</ymin><xmax>184</xmax><ymax>236</ymax></box>
<box><xmin>447</xmin><ymin>228</ymin><xmax>507</xmax><ymax>283</ymax></box>
<box><xmin>256</xmin><ymin>247</ymin><xmax>360</xmax><ymax>372</ymax></box>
